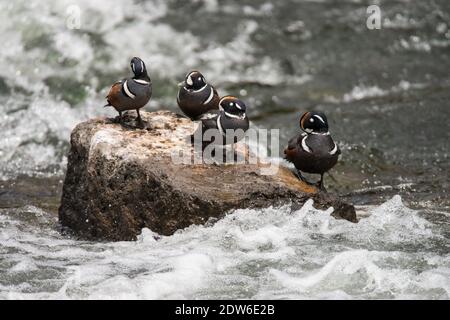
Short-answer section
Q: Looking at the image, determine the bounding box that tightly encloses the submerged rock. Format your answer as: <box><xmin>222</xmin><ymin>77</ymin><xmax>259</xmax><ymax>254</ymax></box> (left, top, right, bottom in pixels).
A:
<box><xmin>58</xmin><ymin>110</ymin><xmax>356</xmax><ymax>241</ymax></box>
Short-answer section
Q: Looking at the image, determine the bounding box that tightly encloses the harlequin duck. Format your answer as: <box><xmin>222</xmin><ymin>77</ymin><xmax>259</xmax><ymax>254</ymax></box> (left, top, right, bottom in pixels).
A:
<box><xmin>284</xmin><ymin>111</ymin><xmax>340</xmax><ymax>191</ymax></box>
<box><xmin>105</xmin><ymin>57</ymin><xmax>152</xmax><ymax>125</ymax></box>
<box><xmin>194</xmin><ymin>96</ymin><xmax>249</xmax><ymax>146</ymax></box>
<box><xmin>177</xmin><ymin>70</ymin><xmax>220</xmax><ymax>120</ymax></box>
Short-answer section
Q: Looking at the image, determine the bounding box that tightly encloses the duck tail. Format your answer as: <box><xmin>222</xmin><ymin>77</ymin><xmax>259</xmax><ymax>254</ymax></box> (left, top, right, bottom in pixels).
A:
<box><xmin>103</xmin><ymin>95</ymin><xmax>110</xmax><ymax>107</ymax></box>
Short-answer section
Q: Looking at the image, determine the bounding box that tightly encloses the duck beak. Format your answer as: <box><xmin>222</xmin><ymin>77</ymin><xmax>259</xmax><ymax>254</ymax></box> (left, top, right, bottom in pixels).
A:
<box><xmin>177</xmin><ymin>81</ymin><xmax>185</xmax><ymax>87</ymax></box>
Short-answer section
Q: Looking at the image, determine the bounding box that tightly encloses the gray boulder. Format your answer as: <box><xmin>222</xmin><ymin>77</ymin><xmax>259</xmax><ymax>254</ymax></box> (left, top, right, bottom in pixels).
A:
<box><xmin>58</xmin><ymin>110</ymin><xmax>356</xmax><ymax>241</ymax></box>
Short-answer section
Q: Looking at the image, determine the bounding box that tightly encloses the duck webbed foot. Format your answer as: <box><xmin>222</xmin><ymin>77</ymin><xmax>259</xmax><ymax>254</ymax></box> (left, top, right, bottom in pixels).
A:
<box><xmin>112</xmin><ymin>111</ymin><xmax>123</xmax><ymax>124</ymax></box>
<box><xmin>294</xmin><ymin>170</ymin><xmax>327</xmax><ymax>192</ymax></box>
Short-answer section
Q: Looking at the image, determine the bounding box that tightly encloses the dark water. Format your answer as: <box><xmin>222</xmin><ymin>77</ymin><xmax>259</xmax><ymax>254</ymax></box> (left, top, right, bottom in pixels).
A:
<box><xmin>0</xmin><ymin>0</ymin><xmax>449</xmax><ymax>299</ymax></box>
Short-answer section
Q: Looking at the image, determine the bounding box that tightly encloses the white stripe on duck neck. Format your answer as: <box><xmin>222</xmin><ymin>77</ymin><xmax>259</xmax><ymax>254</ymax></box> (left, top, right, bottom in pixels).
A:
<box><xmin>193</xmin><ymin>84</ymin><xmax>207</xmax><ymax>92</ymax></box>
<box><xmin>305</xmin><ymin>128</ymin><xmax>330</xmax><ymax>135</ymax></box>
<box><xmin>184</xmin><ymin>84</ymin><xmax>208</xmax><ymax>93</ymax></box>
<box><xmin>133</xmin><ymin>79</ymin><xmax>150</xmax><ymax>85</ymax></box>
<box><xmin>224</xmin><ymin>111</ymin><xmax>246</xmax><ymax>120</ymax></box>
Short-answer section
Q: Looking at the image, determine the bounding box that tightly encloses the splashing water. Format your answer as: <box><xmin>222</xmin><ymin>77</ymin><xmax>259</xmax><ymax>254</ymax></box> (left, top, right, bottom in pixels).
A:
<box><xmin>0</xmin><ymin>196</ymin><xmax>448</xmax><ymax>299</ymax></box>
<box><xmin>0</xmin><ymin>0</ymin><xmax>290</xmax><ymax>179</ymax></box>
<box><xmin>0</xmin><ymin>0</ymin><xmax>449</xmax><ymax>300</ymax></box>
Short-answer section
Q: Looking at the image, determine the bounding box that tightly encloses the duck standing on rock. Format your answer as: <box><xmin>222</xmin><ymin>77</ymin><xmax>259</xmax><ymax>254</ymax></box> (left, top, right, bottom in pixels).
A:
<box><xmin>195</xmin><ymin>95</ymin><xmax>249</xmax><ymax>147</ymax></box>
<box><xmin>284</xmin><ymin>111</ymin><xmax>340</xmax><ymax>191</ymax></box>
<box><xmin>105</xmin><ymin>57</ymin><xmax>152</xmax><ymax>126</ymax></box>
<box><xmin>177</xmin><ymin>70</ymin><xmax>220</xmax><ymax>120</ymax></box>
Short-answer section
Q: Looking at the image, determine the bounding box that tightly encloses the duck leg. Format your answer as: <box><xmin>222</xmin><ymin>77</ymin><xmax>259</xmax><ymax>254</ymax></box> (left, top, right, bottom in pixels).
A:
<box><xmin>318</xmin><ymin>173</ymin><xmax>327</xmax><ymax>192</ymax></box>
<box><xmin>136</xmin><ymin>109</ymin><xmax>142</xmax><ymax>122</ymax></box>
<box><xmin>295</xmin><ymin>170</ymin><xmax>310</xmax><ymax>184</ymax></box>
<box><xmin>136</xmin><ymin>109</ymin><xmax>144</xmax><ymax>128</ymax></box>
<box><xmin>115</xmin><ymin>111</ymin><xmax>123</xmax><ymax>123</ymax></box>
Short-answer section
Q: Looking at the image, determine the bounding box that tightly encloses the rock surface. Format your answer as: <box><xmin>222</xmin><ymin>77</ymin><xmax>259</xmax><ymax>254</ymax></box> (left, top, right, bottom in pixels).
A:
<box><xmin>58</xmin><ymin>110</ymin><xmax>356</xmax><ymax>241</ymax></box>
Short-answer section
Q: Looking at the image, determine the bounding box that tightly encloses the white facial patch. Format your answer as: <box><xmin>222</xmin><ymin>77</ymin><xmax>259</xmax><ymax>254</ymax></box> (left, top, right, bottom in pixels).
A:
<box><xmin>235</xmin><ymin>103</ymin><xmax>243</xmax><ymax>110</ymax></box>
<box><xmin>314</xmin><ymin>115</ymin><xmax>326</xmax><ymax>124</ymax></box>
<box><xmin>218</xmin><ymin>97</ymin><xmax>229</xmax><ymax>111</ymax></box>
<box><xmin>186</xmin><ymin>75</ymin><xmax>193</xmax><ymax>86</ymax></box>
<box><xmin>140</xmin><ymin>60</ymin><xmax>144</xmax><ymax>73</ymax></box>
<box><xmin>310</xmin><ymin>118</ymin><xmax>314</xmax><ymax>122</ymax></box>
<box><xmin>131</xmin><ymin>63</ymin><xmax>135</xmax><ymax>73</ymax></box>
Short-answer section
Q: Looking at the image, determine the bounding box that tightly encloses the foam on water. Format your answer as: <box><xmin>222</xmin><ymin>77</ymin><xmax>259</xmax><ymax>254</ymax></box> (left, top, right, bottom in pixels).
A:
<box><xmin>340</xmin><ymin>81</ymin><xmax>427</xmax><ymax>103</ymax></box>
<box><xmin>0</xmin><ymin>196</ymin><xmax>448</xmax><ymax>299</ymax></box>
<box><xmin>0</xmin><ymin>0</ymin><xmax>449</xmax><ymax>300</ymax></box>
<box><xmin>0</xmin><ymin>0</ymin><xmax>291</xmax><ymax>180</ymax></box>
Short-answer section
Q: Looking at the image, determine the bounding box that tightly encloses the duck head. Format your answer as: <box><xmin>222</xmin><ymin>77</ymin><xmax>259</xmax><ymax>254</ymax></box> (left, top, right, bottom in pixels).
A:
<box><xmin>299</xmin><ymin>111</ymin><xmax>329</xmax><ymax>134</ymax></box>
<box><xmin>184</xmin><ymin>71</ymin><xmax>207</xmax><ymax>90</ymax></box>
<box><xmin>220</xmin><ymin>96</ymin><xmax>247</xmax><ymax>120</ymax></box>
<box><xmin>130</xmin><ymin>57</ymin><xmax>149</xmax><ymax>80</ymax></box>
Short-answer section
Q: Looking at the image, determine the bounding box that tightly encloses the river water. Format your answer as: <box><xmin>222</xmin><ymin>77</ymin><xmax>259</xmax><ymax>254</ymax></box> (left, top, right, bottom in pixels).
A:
<box><xmin>0</xmin><ymin>0</ymin><xmax>449</xmax><ymax>299</ymax></box>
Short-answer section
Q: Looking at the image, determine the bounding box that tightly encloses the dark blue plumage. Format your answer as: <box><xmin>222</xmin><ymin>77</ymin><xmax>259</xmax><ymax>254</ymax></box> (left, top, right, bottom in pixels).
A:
<box><xmin>284</xmin><ymin>111</ymin><xmax>340</xmax><ymax>190</ymax></box>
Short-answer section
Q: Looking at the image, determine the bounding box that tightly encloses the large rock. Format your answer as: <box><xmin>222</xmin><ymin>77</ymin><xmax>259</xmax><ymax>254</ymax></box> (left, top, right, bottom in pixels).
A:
<box><xmin>58</xmin><ymin>110</ymin><xmax>356</xmax><ymax>241</ymax></box>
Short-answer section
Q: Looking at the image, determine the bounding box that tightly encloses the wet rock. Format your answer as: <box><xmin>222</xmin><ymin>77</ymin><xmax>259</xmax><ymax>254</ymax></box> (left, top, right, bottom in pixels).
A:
<box><xmin>58</xmin><ymin>110</ymin><xmax>356</xmax><ymax>241</ymax></box>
